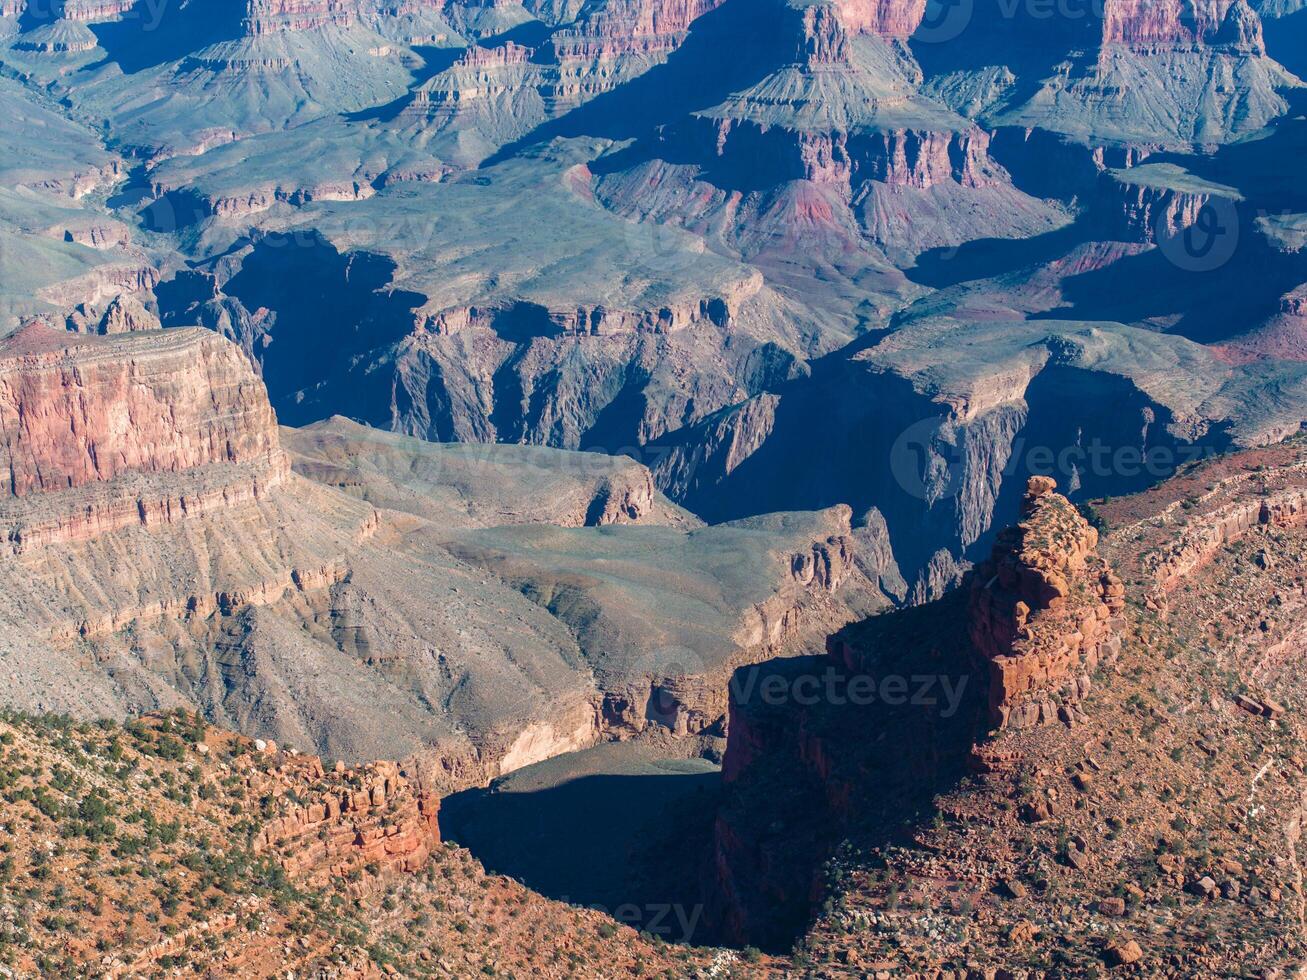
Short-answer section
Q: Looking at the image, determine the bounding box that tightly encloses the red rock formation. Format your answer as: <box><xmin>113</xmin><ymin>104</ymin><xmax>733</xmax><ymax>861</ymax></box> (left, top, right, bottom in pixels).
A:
<box><xmin>0</xmin><ymin>324</ymin><xmax>282</xmax><ymax>498</ymax></box>
<box><xmin>691</xmin><ymin>117</ymin><xmax>1005</xmax><ymax>191</ymax></box>
<box><xmin>56</xmin><ymin>0</ymin><xmax>138</xmax><ymax>22</ymax></box>
<box><xmin>547</xmin><ymin>0</ymin><xmax>722</xmax><ymax>64</ymax></box>
<box><xmin>836</xmin><ymin>0</ymin><xmax>926</xmax><ymax>36</ymax></box>
<box><xmin>1101</xmin><ymin>0</ymin><xmax>1264</xmax><ymax>51</ymax></box>
<box><xmin>243</xmin><ymin>0</ymin><xmax>356</xmax><ymax>35</ymax></box>
<box><xmin>968</xmin><ymin>477</ymin><xmax>1126</xmax><ymax>729</ymax></box>
<box><xmin>251</xmin><ymin>752</ymin><xmax>440</xmax><ymax>883</ymax></box>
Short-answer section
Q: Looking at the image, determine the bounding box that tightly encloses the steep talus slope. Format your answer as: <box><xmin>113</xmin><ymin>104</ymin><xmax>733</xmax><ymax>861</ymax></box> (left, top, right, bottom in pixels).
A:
<box><xmin>704</xmin><ymin>452</ymin><xmax>1307</xmax><ymax>973</ymax></box>
<box><xmin>0</xmin><ymin>324</ymin><xmax>894</xmax><ymax>792</ymax></box>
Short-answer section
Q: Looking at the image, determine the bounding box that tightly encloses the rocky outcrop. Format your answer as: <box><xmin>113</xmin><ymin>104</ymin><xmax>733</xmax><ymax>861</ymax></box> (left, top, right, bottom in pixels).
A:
<box><xmin>545</xmin><ymin>0</ymin><xmax>721</xmax><ymax>64</ymax></box>
<box><xmin>410</xmin><ymin>42</ymin><xmax>533</xmax><ymax>108</ymax></box>
<box><xmin>63</xmin><ymin>293</ymin><xmax>162</xmax><ymax>335</ymax></box>
<box><xmin>251</xmin><ymin>750</ymin><xmax>440</xmax><ymax>883</ymax></box>
<box><xmin>1101</xmin><ymin>0</ymin><xmax>1266</xmax><ymax>51</ymax></box>
<box><xmin>967</xmin><ymin>476</ymin><xmax>1126</xmax><ymax>729</ymax></box>
<box><xmin>415</xmin><ymin>279</ymin><xmax>758</xmax><ymax>336</ymax></box>
<box><xmin>0</xmin><ymin>324</ymin><xmax>283</xmax><ymax>498</ymax></box>
<box><xmin>1104</xmin><ymin>166</ymin><xmax>1242</xmax><ymax>244</ymax></box>
<box><xmin>831</xmin><ymin>0</ymin><xmax>926</xmax><ymax>37</ymax></box>
<box><xmin>54</xmin><ymin>0</ymin><xmax>137</xmax><ymax>22</ymax></box>
<box><xmin>707</xmin><ymin>480</ymin><xmax>1127</xmax><ymax>945</ymax></box>
<box><xmin>680</xmin><ymin>115</ymin><xmax>1005</xmax><ymax>192</ymax></box>
<box><xmin>1143</xmin><ymin>482</ymin><xmax>1307</xmax><ymax>592</ymax></box>
<box><xmin>243</xmin><ymin>0</ymin><xmax>356</xmax><ymax>35</ymax></box>
<box><xmin>34</xmin><ymin>262</ymin><xmax>159</xmax><ymax>308</ymax></box>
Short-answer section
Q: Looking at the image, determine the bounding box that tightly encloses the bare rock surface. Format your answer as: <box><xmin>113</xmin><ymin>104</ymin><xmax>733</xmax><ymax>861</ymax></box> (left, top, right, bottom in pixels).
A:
<box><xmin>0</xmin><ymin>325</ymin><xmax>891</xmax><ymax>793</ymax></box>
<box><xmin>706</xmin><ymin>452</ymin><xmax>1307</xmax><ymax>974</ymax></box>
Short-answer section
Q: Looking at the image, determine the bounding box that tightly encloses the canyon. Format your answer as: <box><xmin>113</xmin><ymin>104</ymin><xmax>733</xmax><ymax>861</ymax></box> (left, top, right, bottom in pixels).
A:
<box><xmin>1</xmin><ymin>0</ymin><xmax>1307</xmax><ymax>973</ymax></box>
<box><xmin>0</xmin><ymin>324</ymin><xmax>894</xmax><ymax>793</ymax></box>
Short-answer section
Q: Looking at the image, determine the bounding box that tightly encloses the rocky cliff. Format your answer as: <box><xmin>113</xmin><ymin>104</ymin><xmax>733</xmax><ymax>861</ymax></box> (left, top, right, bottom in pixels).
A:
<box><xmin>967</xmin><ymin>476</ymin><xmax>1126</xmax><ymax>729</ymax></box>
<box><xmin>1101</xmin><ymin>0</ymin><xmax>1266</xmax><ymax>50</ymax></box>
<box><xmin>706</xmin><ymin>452</ymin><xmax>1307</xmax><ymax>974</ymax></box>
<box><xmin>0</xmin><ymin>324</ymin><xmax>890</xmax><ymax>798</ymax></box>
<box><xmin>243</xmin><ymin>0</ymin><xmax>357</xmax><ymax>35</ymax></box>
<box><xmin>0</xmin><ymin>323</ymin><xmax>283</xmax><ymax>499</ymax></box>
<box><xmin>250</xmin><ymin>749</ymin><xmax>441</xmax><ymax>882</ymax></box>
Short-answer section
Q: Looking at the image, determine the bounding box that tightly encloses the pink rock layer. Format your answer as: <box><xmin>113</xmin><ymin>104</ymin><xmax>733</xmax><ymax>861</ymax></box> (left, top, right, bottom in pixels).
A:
<box><xmin>1101</xmin><ymin>0</ymin><xmax>1264</xmax><ymax>50</ymax></box>
<box><xmin>0</xmin><ymin>324</ymin><xmax>282</xmax><ymax>498</ymax></box>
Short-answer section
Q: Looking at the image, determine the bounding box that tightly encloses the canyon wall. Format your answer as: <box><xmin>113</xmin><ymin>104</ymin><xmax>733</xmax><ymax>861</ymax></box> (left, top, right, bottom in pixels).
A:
<box><xmin>0</xmin><ymin>324</ymin><xmax>283</xmax><ymax>498</ymax></box>
<box><xmin>711</xmin><ymin>478</ymin><xmax>1127</xmax><ymax>945</ymax></box>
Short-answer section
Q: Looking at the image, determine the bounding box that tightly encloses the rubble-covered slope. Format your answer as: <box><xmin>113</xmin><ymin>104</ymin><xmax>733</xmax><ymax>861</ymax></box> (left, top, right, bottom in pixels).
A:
<box><xmin>0</xmin><ymin>707</ymin><xmax>741</xmax><ymax>978</ymax></box>
<box><xmin>705</xmin><ymin>450</ymin><xmax>1307</xmax><ymax>974</ymax></box>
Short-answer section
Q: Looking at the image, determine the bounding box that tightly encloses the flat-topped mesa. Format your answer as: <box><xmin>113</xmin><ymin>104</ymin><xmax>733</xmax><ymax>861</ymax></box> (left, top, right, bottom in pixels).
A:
<box><xmin>968</xmin><ymin>476</ymin><xmax>1126</xmax><ymax>729</ymax></box>
<box><xmin>0</xmin><ymin>324</ymin><xmax>284</xmax><ymax>499</ymax></box>
<box><xmin>1101</xmin><ymin>0</ymin><xmax>1265</xmax><ymax>51</ymax></box>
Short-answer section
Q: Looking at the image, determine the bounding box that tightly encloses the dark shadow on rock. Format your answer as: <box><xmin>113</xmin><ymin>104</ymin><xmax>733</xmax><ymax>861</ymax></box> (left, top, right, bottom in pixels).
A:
<box><xmin>906</xmin><ymin>215</ymin><xmax>1098</xmax><ymax>289</ymax></box>
<box><xmin>86</xmin><ymin>0</ymin><xmax>245</xmax><ymax>74</ymax></box>
<box><xmin>345</xmin><ymin>44</ymin><xmax>467</xmax><ymax>123</ymax></box>
<box><xmin>1262</xmin><ymin>9</ymin><xmax>1307</xmax><ymax>80</ymax></box>
<box><xmin>706</xmin><ymin>623</ymin><xmax>985</xmax><ymax>950</ymax></box>
<box><xmin>1032</xmin><ymin>230</ymin><xmax>1307</xmax><ymax>347</ymax></box>
<box><xmin>480</xmin><ymin>0</ymin><xmax>789</xmax><ymax>168</ymax></box>
<box><xmin>440</xmin><ymin>767</ymin><xmax>721</xmax><ymax>943</ymax></box>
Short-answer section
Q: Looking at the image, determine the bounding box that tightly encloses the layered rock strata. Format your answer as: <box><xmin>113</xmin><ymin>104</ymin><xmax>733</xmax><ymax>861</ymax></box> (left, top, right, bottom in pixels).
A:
<box><xmin>251</xmin><ymin>750</ymin><xmax>441</xmax><ymax>883</ymax></box>
<box><xmin>967</xmin><ymin>476</ymin><xmax>1126</xmax><ymax>729</ymax></box>
<box><xmin>0</xmin><ymin>323</ymin><xmax>282</xmax><ymax>498</ymax></box>
<box><xmin>709</xmin><ymin>479</ymin><xmax>1126</xmax><ymax>945</ymax></box>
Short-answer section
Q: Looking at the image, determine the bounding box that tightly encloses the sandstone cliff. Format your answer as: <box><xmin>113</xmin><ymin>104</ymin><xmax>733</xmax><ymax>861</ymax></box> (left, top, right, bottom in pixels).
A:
<box><xmin>0</xmin><ymin>324</ymin><xmax>283</xmax><ymax>498</ymax></box>
<box><xmin>967</xmin><ymin>476</ymin><xmax>1126</xmax><ymax>729</ymax></box>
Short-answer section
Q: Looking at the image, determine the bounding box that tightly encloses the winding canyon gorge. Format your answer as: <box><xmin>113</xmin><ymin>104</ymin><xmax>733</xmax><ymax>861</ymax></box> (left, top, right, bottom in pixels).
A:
<box><xmin>3</xmin><ymin>0</ymin><xmax>1307</xmax><ymax>974</ymax></box>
